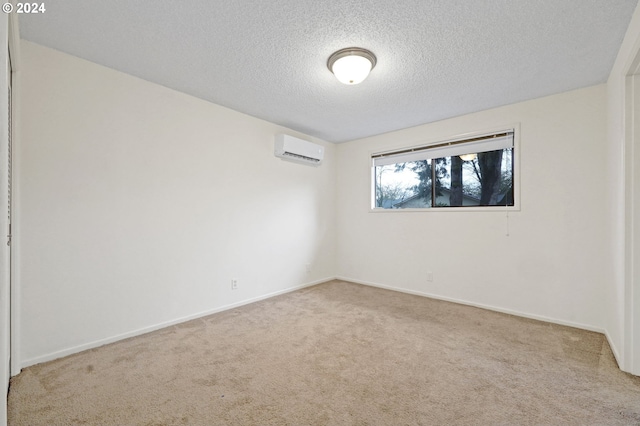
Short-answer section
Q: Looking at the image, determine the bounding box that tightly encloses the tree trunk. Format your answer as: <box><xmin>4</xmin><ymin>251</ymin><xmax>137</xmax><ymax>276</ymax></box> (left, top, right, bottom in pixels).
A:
<box><xmin>478</xmin><ymin>150</ymin><xmax>503</xmax><ymax>205</ymax></box>
<box><xmin>450</xmin><ymin>156</ymin><xmax>463</xmax><ymax>206</ymax></box>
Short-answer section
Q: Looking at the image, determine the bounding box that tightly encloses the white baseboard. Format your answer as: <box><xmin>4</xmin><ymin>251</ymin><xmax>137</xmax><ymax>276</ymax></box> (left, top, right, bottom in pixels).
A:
<box><xmin>604</xmin><ymin>329</ymin><xmax>623</xmax><ymax>369</ymax></box>
<box><xmin>21</xmin><ymin>277</ymin><xmax>335</xmax><ymax>369</ymax></box>
<box><xmin>21</xmin><ymin>276</ymin><xmax>617</xmax><ymax>371</ymax></box>
<box><xmin>336</xmin><ymin>276</ymin><xmax>606</xmax><ymax>334</ymax></box>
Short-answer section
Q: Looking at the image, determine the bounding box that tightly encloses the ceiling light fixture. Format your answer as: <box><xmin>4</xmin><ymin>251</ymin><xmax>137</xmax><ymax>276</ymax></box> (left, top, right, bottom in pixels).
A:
<box><xmin>327</xmin><ymin>47</ymin><xmax>377</xmax><ymax>85</ymax></box>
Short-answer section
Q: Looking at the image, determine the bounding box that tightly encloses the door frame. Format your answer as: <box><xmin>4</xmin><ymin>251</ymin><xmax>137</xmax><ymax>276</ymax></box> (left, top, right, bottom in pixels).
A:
<box><xmin>8</xmin><ymin>10</ymin><xmax>19</xmax><ymax>377</ymax></box>
<box><xmin>624</xmin><ymin>48</ymin><xmax>640</xmax><ymax>376</ymax></box>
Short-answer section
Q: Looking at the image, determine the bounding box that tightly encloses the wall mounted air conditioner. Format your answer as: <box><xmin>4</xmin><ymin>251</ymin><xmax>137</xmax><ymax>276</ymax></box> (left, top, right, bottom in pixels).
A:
<box><xmin>274</xmin><ymin>134</ymin><xmax>324</xmax><ymax>166</ymax></box>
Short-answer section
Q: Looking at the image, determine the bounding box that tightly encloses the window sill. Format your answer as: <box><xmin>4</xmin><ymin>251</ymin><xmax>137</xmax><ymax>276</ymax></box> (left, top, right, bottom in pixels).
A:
<box><xmin>369</xmin><ymin>205</ymin><xmax>520</xmax><ymax>213</ymax></box>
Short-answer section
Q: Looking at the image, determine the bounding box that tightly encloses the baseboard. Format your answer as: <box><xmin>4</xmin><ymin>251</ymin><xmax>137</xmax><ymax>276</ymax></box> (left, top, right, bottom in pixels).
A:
<box><xmin>336</xmin><ymin>276</ymin><xmax>606</xmax><ymax>334</ymax></box>
<box><xmin>21</xmin><ymin>277</ymin><xmax>335</xmax><ymax>369</ymax></box>
<box><xmin>21</xmin><ymin>276</ymin><xmax>612</xmax><ymax>370</ymax></box>
<box><xmin>604</xmin><ymin>329</ymin><xmax>624</xmax><ymax>370</ymax></box>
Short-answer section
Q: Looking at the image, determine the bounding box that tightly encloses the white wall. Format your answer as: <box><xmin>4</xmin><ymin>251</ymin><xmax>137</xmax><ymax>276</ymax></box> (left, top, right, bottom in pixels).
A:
<box><xmin>606</xmin><ymin>1</ymin><xmax>640</xmax><ymax>374</ymax></box>
<box><xmin>336</xmin><ymin>85</ymin><xmax>608</xmax><ymax>332</ymax></box>
<box><xmin>18</xmin><ymin>41</ymin><xmax>336</xmax><ymax>367</ymax></box>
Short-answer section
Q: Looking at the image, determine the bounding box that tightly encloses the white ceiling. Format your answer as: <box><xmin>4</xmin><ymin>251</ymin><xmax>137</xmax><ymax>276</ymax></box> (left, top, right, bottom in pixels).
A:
<box><xmin>19</xmin><ymin>0</ymin><xmax>639</xmax><ymax>143</ymax></box>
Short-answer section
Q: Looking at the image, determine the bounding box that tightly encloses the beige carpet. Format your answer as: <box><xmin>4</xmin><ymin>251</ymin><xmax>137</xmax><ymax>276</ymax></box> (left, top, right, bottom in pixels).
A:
<box><xmin>8</xmin><ymin>280</ymin><xmax>640</xmax><ymax>425</ymax></box>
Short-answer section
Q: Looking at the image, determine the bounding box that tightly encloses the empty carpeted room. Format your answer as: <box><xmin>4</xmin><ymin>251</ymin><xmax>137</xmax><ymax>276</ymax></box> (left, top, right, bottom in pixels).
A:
<box><xmin>3</xmin><ymin>0</ymin><xmax>640</xmax><ymax>424</ymax></box>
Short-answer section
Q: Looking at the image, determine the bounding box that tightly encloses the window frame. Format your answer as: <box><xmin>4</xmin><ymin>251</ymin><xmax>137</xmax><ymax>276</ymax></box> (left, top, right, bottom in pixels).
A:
<box><xmin>369</xmin><ymin>125</ymin><xmax>521</xmax><ymax>212</ymax></box>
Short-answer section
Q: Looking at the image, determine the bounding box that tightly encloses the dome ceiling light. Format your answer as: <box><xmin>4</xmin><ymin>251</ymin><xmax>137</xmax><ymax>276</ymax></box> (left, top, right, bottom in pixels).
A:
<box><xmin>327</xmin><ymin>47</ymin><xmax>377</xmax><ymax>85</ymax></box>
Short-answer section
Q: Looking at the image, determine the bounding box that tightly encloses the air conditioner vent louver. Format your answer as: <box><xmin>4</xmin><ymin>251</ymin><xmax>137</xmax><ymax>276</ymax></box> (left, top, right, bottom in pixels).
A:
<box><xmin>282</xmin><ymin>151</ymin><xmax>321</xmax><ymax>163</ymax></box>
<box><xmin>274</xmin><ymin>134</ymin><xmax>324</xmax><ymax>166</ymax></box>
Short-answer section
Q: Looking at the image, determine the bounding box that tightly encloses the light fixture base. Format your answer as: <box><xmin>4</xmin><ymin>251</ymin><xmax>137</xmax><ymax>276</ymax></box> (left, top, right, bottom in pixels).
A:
<box><xmin>327</xmin><ymin>47</ymin><xmax>377</xmax><ymax>72</ymax></box>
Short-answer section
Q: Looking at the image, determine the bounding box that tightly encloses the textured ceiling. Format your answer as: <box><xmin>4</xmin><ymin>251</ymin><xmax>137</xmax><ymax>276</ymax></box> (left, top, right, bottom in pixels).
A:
<box><xmin>19</xmin><ymin>0</ymin><xmax>639</xmax><ymax>143</ymax></box>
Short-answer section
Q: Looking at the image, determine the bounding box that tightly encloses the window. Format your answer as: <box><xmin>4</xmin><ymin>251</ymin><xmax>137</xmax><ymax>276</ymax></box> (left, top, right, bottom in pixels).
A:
<box><xmin>372</xmin><ymin>130</ymin><xmax>515</xmax><ymax>209</ymax></box>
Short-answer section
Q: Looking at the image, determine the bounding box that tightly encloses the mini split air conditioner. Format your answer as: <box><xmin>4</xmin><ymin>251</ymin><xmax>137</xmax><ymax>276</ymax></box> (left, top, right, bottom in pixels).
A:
<box><xmin>274</xmin><ymin>134</ymin><xmax>324</xmax><ymax>166</ymax></box>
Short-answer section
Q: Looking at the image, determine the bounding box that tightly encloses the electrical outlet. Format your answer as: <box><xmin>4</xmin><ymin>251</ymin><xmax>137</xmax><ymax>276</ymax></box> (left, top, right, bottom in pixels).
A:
<box><xmin>427</xmin><ymin>272</ymin><xmax>433</xmax><ymax>282</ymax></box>
<box><xmin>231</xmin><ymin>279</ymin><xmax>238</xmax><ymax>290</ymax></box>
<box><xmin>305</xmin><ymin>263</ymin><xmax>311</xmax><ymax>273</ymax></box>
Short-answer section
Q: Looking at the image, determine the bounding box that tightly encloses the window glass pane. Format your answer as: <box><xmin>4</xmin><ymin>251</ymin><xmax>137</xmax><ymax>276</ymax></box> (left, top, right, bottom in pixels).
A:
<box><xmin>435</xmin><ymin>148</ymin><xmax>513</xmax><ymax>207</ymax></box>
<box><xmin>374</xmin><ymin>161</ymin><xmax>430</xmax><ymax>209</ymax></box>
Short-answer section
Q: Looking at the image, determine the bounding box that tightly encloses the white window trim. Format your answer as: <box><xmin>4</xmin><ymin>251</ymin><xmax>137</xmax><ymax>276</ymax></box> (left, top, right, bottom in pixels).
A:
<box><xmin>369</xmin><ymin>124</ymin><xmax>521</xmax><ymax>212</ymax></box>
